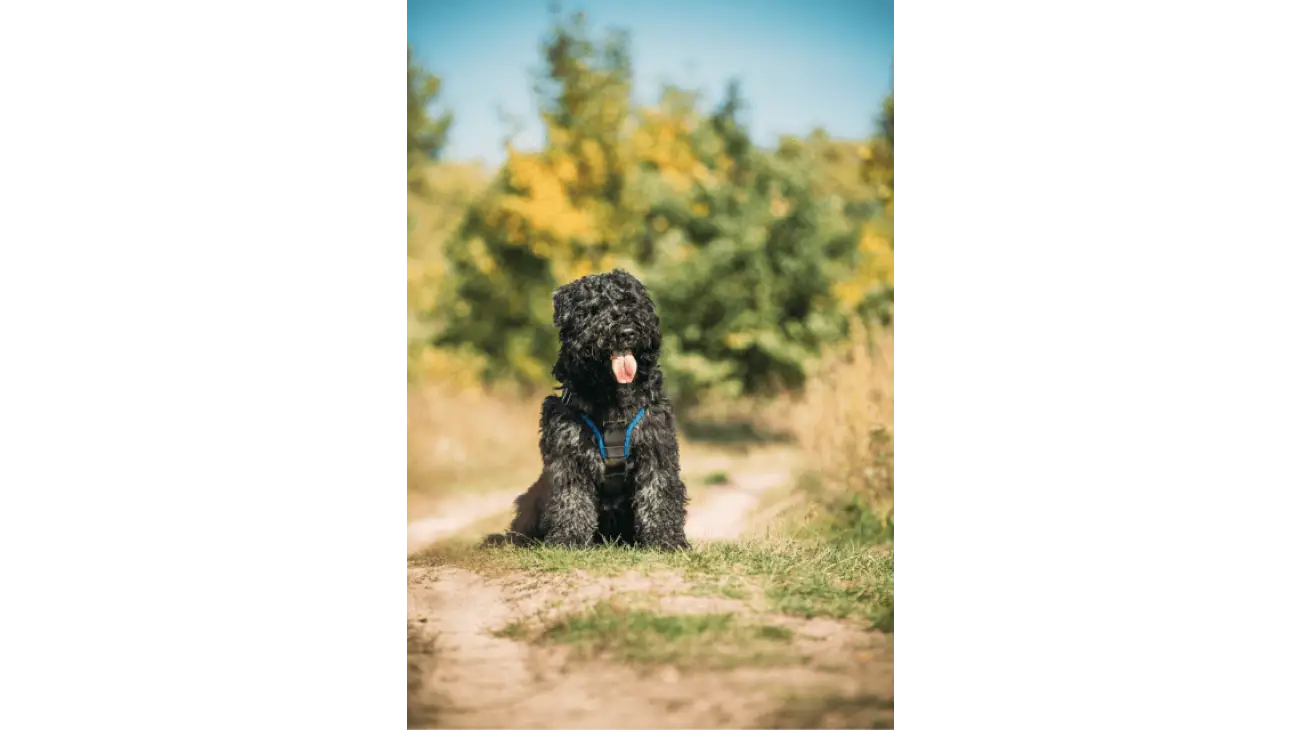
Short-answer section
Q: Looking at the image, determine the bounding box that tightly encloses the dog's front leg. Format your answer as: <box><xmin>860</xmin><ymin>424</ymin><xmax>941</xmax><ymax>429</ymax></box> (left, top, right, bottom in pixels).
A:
<box><xmin>539</xmin><ymin>469</ymin><xmax>599</xmax><ymax>547</ymax></box>
<box><xmin>538</xmin><ymin>400</ymin><xmax>600</xmax><ymax>547</ymax></box>
<box><xmin>629</xmin><ymin>409</ymin><xmax>691</xmax><ymax>551</ymax></box>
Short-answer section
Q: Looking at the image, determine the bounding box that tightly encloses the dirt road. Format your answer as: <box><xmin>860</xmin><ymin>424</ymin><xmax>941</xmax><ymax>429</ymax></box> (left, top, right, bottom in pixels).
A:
<box><xmin>406</xmin><ymin>466</ymin><xmax>793</xmax><ymax>556</ymax></box>
<box><xmin>407</xmin><ymin>457</ymin><xmax>893</xmax><ymax>729</ymax></box>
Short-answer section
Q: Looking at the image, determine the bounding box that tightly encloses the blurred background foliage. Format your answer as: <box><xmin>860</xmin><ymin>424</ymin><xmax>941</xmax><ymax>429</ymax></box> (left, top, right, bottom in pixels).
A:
<box><xmin>408</xmin><ymin>8</ymin><xmax>894</xmax><ymax>529</ymax></box>
<box><xmin>408</xmin><ymin>10</ymin><xmax>893</xmax><ymax>406</ymax></box>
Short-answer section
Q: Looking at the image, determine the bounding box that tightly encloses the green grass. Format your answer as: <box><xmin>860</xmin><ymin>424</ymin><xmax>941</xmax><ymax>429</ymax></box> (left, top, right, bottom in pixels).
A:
<box><xmin>413</xmin><ymin>538</ymin><xmax>893</xmax><ymax>630</ymax></box>
<box><xmin>788</xmin><ymin>472</ymin><xmax>895</xmax><ymax>545</ymax></box>
<box><xmin>702</xmin><ymin>471</ymin><xmax>731</xmax><ymax>485</ymax></box>
<box><xmin>497</xmin><ymin>600</ymin><xmax>798</xmax><ymax>669</ymax></box>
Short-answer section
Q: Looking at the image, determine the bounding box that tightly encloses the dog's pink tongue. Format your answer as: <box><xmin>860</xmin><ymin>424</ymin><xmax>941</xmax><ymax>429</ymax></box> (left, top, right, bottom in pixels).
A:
<box><xmin>612</xmin><ymin>352</ymin><xmax>637</xmax><ymax>384</ymax></box>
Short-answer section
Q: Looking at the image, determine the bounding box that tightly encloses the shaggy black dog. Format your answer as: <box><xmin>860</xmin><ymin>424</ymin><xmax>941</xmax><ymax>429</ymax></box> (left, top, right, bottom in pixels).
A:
<box><xmin>488</xmin><ymin>269</ymin><xmax>690</xmax><ymax>550</ymax></box>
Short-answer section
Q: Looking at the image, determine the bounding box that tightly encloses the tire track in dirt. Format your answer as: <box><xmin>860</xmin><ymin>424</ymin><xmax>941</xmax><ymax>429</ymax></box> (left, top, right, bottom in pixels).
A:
<box><xmin>408</xmin><ymin>464</ymin><xmax>794</xmax><ymax>555</ymax></box>
<box><xmin>409</xmin><ymin>567</ymin><xmax>679</xmax><ymax>729</ymax></box>
<box><xmin>407</xmin><ymin>491</ymin><xmax>520</xmax><ymax>555</ymax></box>
<box><xmin>684</xmin><ymin>470</ymin><xmax>792</xmax><ymax>543</ymax></box>
<box><xmin>407</xmin><ymin>567</ymin><xmax>545</xmax><ymax>728</ymax></box>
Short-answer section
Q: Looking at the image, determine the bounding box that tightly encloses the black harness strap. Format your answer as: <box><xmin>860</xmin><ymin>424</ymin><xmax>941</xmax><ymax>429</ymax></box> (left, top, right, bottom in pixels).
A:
<box><xmin>600</xmin><ymin>419</ymin><xmax>630</xmax><ymax>495</ymax></box>
<box><xmin>576</xmin><ymin>408</ymin><xmax>647</xmax><ymax>498</ymax></box>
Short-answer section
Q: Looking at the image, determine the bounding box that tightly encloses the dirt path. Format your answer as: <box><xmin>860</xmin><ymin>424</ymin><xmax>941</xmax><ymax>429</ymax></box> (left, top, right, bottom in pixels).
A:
<box><xmin>685</xmin><ymin>470</ymin><xmax>793</xmax><ymax>543</ymax></box>
<box><xmin>407</xmin><ymin>465</ymin><xmax>792</xmax><ymax>556</ymax></box>
<box><xmin>409</xmin><ymin>567</ymin><xmax>680</xmax><ymax>729</ymax></box>
<box><xmin>407</xmin><ymin>456</ymin><xmax>893</xmax><ymax>729</ymax></box>
<box><xmin>408</xmin><ymin>490</ymin><xmax>521</xmax><ymax>555</ymax></box>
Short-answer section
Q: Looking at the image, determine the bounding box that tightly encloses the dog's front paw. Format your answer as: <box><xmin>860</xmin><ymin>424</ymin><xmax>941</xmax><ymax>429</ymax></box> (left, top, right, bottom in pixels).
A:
<box><xmin>641</xmin><ymin>533</ymin><xmax>691</xmax><ymax>551</ymax></box>
<box><xmin>542</xmin><ymin>530</ymin><xmax>595</xmax><ymax>549</ymax></box>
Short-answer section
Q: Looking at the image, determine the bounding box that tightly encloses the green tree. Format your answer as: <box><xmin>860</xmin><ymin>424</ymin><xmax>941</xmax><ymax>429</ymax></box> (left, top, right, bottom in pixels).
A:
<box><xmin>437</xmin><ymin>10</ymin><xmax>638</xmax><ymax>384</ymax></box>
<box><xmin>434</xmin><ymin>14</ymin><xmax>879</xmax><ymax>403</ymax></box>
<box><xmin>835</xmin><ymin>92</ymin><xmax>893</xmax><ymax>324</ymax></box>
<box><xmin>881</xmin><ymin>94</ymin><xmax>894</xmax><ymax>147</ymax></box>
<box><xmin>638</xmin><ymin>82</ymin><xmax>861</xmax><ymax>402</ymax></box>
<box><xmin>408</xmin><ymin>47</ymin><xmax>453</xmax><ymax>194</ymax></box>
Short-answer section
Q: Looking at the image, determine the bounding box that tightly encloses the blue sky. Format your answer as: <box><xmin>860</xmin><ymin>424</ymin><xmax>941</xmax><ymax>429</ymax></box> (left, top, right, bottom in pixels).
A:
<box><xmin>409</xmin><ymin>0</ymin><xmax>893</xmax><ymax>166</ymax></box>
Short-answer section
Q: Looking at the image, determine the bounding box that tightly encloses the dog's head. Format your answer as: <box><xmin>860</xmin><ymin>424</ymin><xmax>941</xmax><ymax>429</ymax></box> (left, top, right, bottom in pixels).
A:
<box><xmin>551</xmin><ymin>269</ymin><xmax>662</xmax><ymax>390</ymax></box>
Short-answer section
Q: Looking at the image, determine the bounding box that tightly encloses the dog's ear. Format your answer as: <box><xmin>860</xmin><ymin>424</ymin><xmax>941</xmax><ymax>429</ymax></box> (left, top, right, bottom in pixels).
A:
<box><xmin>551</xmin><ymin>282</ymin><xmax>575</xmax><ymax>330</ymax></box>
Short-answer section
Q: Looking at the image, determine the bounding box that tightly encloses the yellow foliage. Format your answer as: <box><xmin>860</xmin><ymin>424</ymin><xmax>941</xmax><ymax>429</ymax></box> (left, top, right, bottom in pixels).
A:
<box><xmin>599</xmin><ymin>96</ymin><xmax>623</xmax><ymax>126</ymax></box>
<box><xmin>633</xmin><ymin>106</ymin><xmax>699</xmax><ymax>191</ymax></box>
<box><xmin>630</xmin><ymin>128</ymin><xmax>650</xmax><ymax>155</ymax></box>
<box><xmin>527</xmin><ymin>237</ymin><xmax>551</xmax><ymax>259</ymax></box>
<box><xmin>547</xmin><ymin>249</ymin><xmax>606</xmax><ymax>285</ymax></box>
<box><xmin>578</xmin><ymin>138</ymin><xmax>607</xmax><ymax>188</ymax></box>
<box><xmin>495</xmin><ymin>148</ymin><xmax>601</xmax><ymax>246</ymax></box>
<box><xmin>408</xmin><ymin>256</ymin><xmax>442</xmax><ymax>313</ymax></box>
<box><xmin>724</xmin><ymin>332</ymin><xmax>755</xmax><ymax>350</ymax></box>
<box><xmin>859</xmin><ymin>226</ymin><xmax>893</xmax><ymax>285</ymax></box>
<box><xmin>503</xmin><ymin>148</ymin><xmax>548</xmax><ymax>191</ymax></box>
<box><xmin>664</xmin><ymin>170</ymin><xmax>691</xmax><ymax>193</ymax></box>
<box><xmin>860</xmin><ymin>137</ymin><xmax>893</xmax><ymax>214</ymax></box>
<box><xmin>832</xmin><ymin>224</ymin><xmax>893</xmax><ymax>310</ymax></box>
<box><xmin>547</xmin><ymin>121</ymin><xmax>572</xmax><ymax>148</ymax></box>
<box><xmin>691</xmin><ymin>162</ymin><xmax>716</xmax><ymax>188</ymax></box>
<box><xmin>409</xmin><ymin>345</ymin><xmax>489</xmax><ymax>389</ymax></box>
<box><xmin>832</xmin><ymin>280</ymin><xmax>863</xmax><ymax>309</ymax></box>
<box><xmin>719</xmin><ymin>155</ymin><xmax>735</xmax><ymax>179</ymax></box>
<box><xmin>554</xmin><ymin>155</ymin><xmax>578</xmax><ymax>184</ymax></box>
<box><xmin>505</xmin><ymin>214</ymin><xmax>524</xmax><ymax>245</ymax></box>
<box><xmin>466</xmin><ymin>236</ymin><xmax>496</xmax><ymax>276</ymax></box>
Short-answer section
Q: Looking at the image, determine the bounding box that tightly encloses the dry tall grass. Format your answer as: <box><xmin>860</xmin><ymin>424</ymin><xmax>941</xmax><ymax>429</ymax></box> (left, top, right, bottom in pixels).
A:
<box><xmin>407</xmin><ymin>385</ymin><xmax>543</xmax><ymax>516</ymax></box>
<box><xmin>792</xmin><ymin>322</ymin><xmax>894</xmax><ymax>523</ymax></box>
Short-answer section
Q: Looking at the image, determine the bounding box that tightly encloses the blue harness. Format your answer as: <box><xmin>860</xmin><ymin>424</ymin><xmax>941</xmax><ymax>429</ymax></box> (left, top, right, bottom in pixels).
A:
<box><xmin>577</xmin><ymin>408</ymin><xmax>647</xmax><ymax>495</ymax></box>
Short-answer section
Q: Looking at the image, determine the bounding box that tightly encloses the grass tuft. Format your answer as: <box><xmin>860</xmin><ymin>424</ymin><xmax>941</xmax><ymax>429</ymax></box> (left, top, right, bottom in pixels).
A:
<box><xmin>500</xmin><ymin>599</ymin><xmax>798</xmax><ymax>668</ymax></box>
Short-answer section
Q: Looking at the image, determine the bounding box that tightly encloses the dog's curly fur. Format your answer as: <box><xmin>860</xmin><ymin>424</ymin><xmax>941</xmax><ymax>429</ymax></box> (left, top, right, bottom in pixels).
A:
<box><xmin>486</xmin><ymin>269</ymin><xmax>690</xmax><ymax>550</ymax></box>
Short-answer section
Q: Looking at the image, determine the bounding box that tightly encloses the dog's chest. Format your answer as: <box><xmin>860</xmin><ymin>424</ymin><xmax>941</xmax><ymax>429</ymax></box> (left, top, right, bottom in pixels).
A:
<box><xmin>594</xmin><ymin>418</ymin><xmax>639</xmax><ymax>541</ymax></box>
<box><xmin>576</xmin><ymin>408</ymin><xmax>647</xmax><ymax>501</ymax></box>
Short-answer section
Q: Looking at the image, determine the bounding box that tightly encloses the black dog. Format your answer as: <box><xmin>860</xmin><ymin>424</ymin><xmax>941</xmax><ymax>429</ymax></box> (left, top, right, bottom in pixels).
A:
<box><xmin>489</xmin><ymin>269</ymin><xmax>690</xmax><ymax>550</ymax></box>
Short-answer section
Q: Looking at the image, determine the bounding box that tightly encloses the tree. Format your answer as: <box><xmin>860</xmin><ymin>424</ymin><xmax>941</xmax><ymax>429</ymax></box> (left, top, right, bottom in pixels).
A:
<box><xmin>436</xmin><ymin>10</ymin><xmax>638</xmax><ymax>384</ymax></box>
<box><xmin>834</xmin><ymin>93</ymin><xmax>893</xmax><ymax>324</ymax></box>
<box><xmin>638</xmin><ymin>81</ymin><xmax>861</xmax><ymax>402</ymax></box>
<box><xmin>408</xmin><ymin>47</ymin><xmax>453</xmax><ymax>194</ymax></box>
<box><xmin>434</xmin><ymin>14</ymin><xmax>877</xmax><ymax>403</ymax></box>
